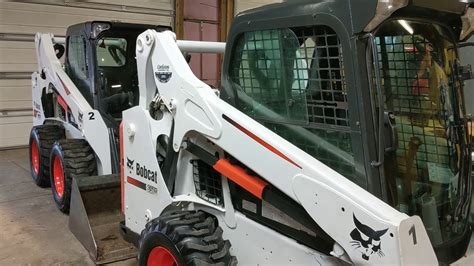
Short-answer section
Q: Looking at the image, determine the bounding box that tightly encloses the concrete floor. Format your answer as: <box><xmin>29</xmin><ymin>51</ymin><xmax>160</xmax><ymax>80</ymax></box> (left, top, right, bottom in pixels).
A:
<box><xmin>0</xmin><ymin>148</ymin><xmax>473</xmax><ymax>265</ymax></box>
<box><xmin>0</xmin><ymin>148</ymin><xmax>136</xmax><ymax>265</ymax></box>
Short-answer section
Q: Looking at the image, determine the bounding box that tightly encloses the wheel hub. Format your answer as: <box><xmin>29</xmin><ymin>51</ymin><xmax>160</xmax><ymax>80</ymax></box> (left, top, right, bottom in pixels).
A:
<box><xmin>147</xmin><ymin>246</ymin><xmax>178</xmax><ymax>266</ymax></box>
<box><xmin>52</xmin><ymin>155</ymin><xmax>64</xmax><ymax>198</ymax></box>
<box><xmin>31</xmin><ymin>139</ymin><xmax>40</xmax><ymax>175</ymax></box>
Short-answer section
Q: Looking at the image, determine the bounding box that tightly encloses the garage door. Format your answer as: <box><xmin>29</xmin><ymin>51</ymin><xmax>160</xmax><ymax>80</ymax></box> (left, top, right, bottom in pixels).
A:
<box><xmin>0</xmin><ymin>0</ymin><xmax>172</xmax><ymax>149</ymax></box>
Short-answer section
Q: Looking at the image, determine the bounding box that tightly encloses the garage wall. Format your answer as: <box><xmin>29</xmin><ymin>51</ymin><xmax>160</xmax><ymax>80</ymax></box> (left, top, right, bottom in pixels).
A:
<box><xmin>234</xmin><ymin>0</ymin><xmax>282</xmax><ymax>14</ymax></box>
<box><xmin>0</xmin><ymin>0</ymin><xmax>173</xmax><ymax>149</ymax></box>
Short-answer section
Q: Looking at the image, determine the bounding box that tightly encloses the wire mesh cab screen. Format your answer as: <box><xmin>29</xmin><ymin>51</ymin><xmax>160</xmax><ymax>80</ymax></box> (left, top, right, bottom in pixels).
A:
<box><xmin>230</xmin><ymin>26</ymin><xmax>349</xmax><ymax>126</ymax></box>
<box><xmin>229</xmin><ymin>26</ymin><xmax>363</xmax><ymax>186</ymax></box>
<box><xmin>374</xmin><ymin>20</ymin><xmax>470</xmax><ymax>245</ymax></box>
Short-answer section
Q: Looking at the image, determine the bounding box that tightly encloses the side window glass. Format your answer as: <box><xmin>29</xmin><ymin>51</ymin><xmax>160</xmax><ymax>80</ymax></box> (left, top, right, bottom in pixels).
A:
<box><xmin>231</xmin><ymin>29</ymin><xmax>308</xmax><ymax>122</ymax></box>
<box><xmin>67</xmin><ymin>36</ymin><xmax>88</xmax><ymax>79</ymax></box>
<box><xmin>66</xmin><ymin>36</ymin><xmax>92</xmax><ymax>105</ymax></box>
<box><xmin>230</xmin><ymin>26</ymin><xmax>363</xmax><ymax>186</ymax></box>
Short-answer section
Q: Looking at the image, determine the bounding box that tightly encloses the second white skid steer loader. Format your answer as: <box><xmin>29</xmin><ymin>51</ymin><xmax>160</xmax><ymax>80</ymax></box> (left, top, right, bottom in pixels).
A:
<box><xmin>30</xmin><ymin>21</ymin><xmax>171</xmax><ymax>262</ymax></box>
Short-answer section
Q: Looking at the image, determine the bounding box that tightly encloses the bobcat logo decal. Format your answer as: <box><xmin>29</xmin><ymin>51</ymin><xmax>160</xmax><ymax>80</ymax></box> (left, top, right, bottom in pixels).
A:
<box><xmin>350</xmin><ymin>214</ymin><xmax>388</xmax><ymax>261</ymax></box>
<box><xmin>126</xmin><ymin>158</ymin><xmax>134</xmax><ymax>170</ymax></box>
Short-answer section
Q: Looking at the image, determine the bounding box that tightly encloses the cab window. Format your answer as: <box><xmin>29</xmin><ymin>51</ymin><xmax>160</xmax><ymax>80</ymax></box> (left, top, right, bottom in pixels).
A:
<box><xmin>66</xmin><ymin>35</ymin><xmax>92</xmax><ymax>105</ymax></box>
<box><xmin>229</xmin><ymin>26</ymin><xmax>363</xmax><ymax>186</ymax></box>
<box><xmin>96</xmin><ymin>38</ymin><xmax>127</xmax><ymax>67</ymax></box>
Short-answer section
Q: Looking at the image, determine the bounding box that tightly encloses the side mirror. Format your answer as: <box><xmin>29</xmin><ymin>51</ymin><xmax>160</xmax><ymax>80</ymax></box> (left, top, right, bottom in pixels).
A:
<box><xmin>53</xmin><ymin>43</ymin><xmax>65</xmax><ymax>59</ymax></box>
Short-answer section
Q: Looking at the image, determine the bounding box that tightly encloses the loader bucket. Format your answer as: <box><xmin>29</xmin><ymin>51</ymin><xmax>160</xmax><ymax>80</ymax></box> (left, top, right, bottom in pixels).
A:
<box><xmin>69</xmin><ymin>174</ymin><xmax>137</xmax><ymax>264</ymax></box>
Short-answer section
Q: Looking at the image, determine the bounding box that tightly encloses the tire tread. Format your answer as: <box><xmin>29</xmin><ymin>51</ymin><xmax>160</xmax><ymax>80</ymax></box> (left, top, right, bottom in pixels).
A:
<box><xmin>30</xmin><ymin>124</ymin><xmax>65</xmax><ymax>187</ymax></box>
<box><xmin>51</xmin><ymin>138</ymin><xmax>96</xmax><ymax>213</ymax></box>
<box><xmin>140</xmin><ymin>210</ymin><xmax>237</xmax><ymax>266</ymax></box>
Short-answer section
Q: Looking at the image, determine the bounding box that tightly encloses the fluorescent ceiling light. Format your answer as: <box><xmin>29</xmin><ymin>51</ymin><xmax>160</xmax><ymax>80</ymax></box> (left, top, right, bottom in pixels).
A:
<box><xmin>111</xmin><ymin>84</ymin><xmax>122</xmax><ymax>88</ymax></box>
<box><xmin>398</xmin><ymin>20</ymin><xmax>414</xmax><ymax>35</ymax></box>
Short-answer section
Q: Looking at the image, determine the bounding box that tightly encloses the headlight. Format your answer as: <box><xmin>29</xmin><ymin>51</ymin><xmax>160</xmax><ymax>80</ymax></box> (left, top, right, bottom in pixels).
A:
<box><xmin>365</xmin><ymin>0</ymin><xmax>409</xmax><ymax>32</ymax></box>
<box><xmin>461</xmin><ymin>7</ymin><xmax>474</xmax><ymax>41</ymax></box>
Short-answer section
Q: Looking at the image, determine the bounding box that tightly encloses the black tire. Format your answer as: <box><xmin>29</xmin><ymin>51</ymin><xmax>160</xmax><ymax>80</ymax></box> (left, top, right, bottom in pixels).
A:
<box><xmin>49</xmin><ymin>139</ymin><xmax>97</xmax><ymax>214</ymax></box>
<box><xmin>139</xmin><ymin>210</ymin><xmax>237</xmax><ymax>266</ymax></box>
<box><xmin>29</xmin><ymin>125</ymin><xmax>65</xmax><ymax>187</ymax></box>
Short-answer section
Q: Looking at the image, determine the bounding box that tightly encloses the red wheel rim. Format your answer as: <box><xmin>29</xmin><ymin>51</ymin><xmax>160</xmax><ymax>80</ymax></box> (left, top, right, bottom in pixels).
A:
<box><xmin>52</xmin><ymin>155</ymin><xmax>64</xmax><ymax>198</ymax></box>
<box><xmin>31</xmin><ymin>139</ymin><xmax>40</xmax><ymax>175</ymax></box>
<box><xmin>147</xmin><ymin>246</ymin><xmax>178</xmax><ymax>266</ymax></box>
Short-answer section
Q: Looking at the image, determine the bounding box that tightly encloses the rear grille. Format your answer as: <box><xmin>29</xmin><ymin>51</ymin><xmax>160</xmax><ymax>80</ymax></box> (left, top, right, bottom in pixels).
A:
<box><xmin>192</xmin><ymin>160</ymin><xmax>223</xmax><ymax>206</ymax></box>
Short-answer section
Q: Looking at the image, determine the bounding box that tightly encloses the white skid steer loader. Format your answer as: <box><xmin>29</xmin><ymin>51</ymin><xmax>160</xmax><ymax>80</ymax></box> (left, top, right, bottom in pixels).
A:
<box><xmin>31</xmin><ymin>0</ymin><xmax>474</xmax><ymax>265</ymax></box>
<box><xmin>30</xmin><ymin>21</ymin><xmax>171</xmax><ymax>262</ymax></box>
<box><xmin>117</xmin><ymin>28</ymin><xmax>438</xmax><ymax>265</ymax></box>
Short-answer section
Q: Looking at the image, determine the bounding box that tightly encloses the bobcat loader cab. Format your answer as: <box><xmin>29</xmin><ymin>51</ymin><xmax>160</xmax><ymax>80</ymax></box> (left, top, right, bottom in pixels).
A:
<box><xmin>216</xmin><ymin>0</ymin><xmax>473</xmax><ymax>263</ymax></box>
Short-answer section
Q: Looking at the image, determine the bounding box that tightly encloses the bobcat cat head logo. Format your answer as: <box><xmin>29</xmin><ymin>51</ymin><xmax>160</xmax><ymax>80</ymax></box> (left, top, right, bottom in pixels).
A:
<box><xmin>127</xmin><ymin>158</ymin><xmax>134</xmax><ymax>169</ymax></box>
<box><xmin>350</xmin><ymin>214</ymin><xmax>388</xmax><ymax>261</ymax></box>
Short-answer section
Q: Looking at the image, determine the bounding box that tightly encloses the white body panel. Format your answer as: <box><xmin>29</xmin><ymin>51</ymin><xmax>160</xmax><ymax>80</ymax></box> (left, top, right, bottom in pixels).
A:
<box><xmin>217</xmin><ymin>212</ymin><xmax>344</xmax><ymax>265</ymax></box>
<box><xmin>122</xmin><ymin>30</ymin><xmax>438</xmax><ymax>265</ymax></box>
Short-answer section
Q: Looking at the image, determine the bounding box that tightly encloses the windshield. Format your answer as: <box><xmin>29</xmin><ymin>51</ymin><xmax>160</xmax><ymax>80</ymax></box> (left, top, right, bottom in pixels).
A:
<box><xmin>374</xmin><ymin>20</ymin><xmax>471</xmax><ymax>246</ymax></box>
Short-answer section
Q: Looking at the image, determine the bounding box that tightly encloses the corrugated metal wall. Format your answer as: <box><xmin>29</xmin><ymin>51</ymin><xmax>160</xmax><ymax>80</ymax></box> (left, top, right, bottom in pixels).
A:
<box><xmin>0</xmin><ymin>0</ymin><xmax>173</xmax><ymax>148</ymax></box>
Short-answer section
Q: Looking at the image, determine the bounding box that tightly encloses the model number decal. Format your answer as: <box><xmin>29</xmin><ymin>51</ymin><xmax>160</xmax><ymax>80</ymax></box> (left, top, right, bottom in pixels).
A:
<box><xmin>88</xmin><ymin>112</ymin><xmax>95</xmax><ymax>120</ymax></box>
<box><xmin>146</xmin><ymin>184</ymin><xmax>158</xmax><ymax>194</ymax></box>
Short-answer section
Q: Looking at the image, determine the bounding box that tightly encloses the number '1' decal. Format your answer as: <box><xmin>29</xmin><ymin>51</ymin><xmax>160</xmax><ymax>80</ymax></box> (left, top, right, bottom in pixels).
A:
<box><xmin>409</xmin><ymin>225</ymin><xmax>417</xmax><ymax>245</ymax></box>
